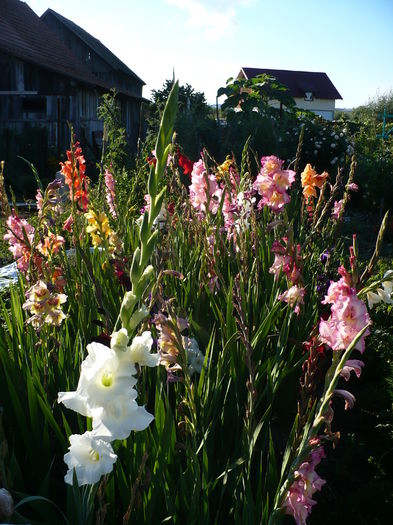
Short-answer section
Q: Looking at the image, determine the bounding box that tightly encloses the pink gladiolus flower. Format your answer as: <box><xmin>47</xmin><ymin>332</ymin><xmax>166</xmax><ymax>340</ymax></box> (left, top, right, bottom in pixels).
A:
<box><xmin>269</xmin><ymin>238</ymin><xmax>303</xmax><ymax>286</ymax></box>
<box><xmin>331</xmin><ymin>199</ymin><xmax>344</xmax><ymax>220</ymax></box>
<box><xmin>319</xmin><ymin>271</ymin><xmax>371</xmax><ymax>353</ymax></box>
<box><xmin>340</xmin><ymin>359</ymin><xmax>365</xmax><ymax>381</ymax></box>
<box><xmin>189</xmin><ymin>159</ymin><xmax>222</xmax><ymax>215</ymax></box>
<box><xmin>347</xmin><ymin>183</ymin><xmax>358</xmax><ymax>192</ymax></box>
<box><xmin>270</xmin><ymin>253</ymin><xmax>293</xmax><ymax>278</ymax></box>
<box><xmin>63</xmin><ymin>214</ymin><xmax>74</xmax><ymax>232</ymax></box>
<box><xmin>4</xmin><ymin>213</ymin><xmax>35</xmax><ymax>272</ymax></box>
<box><xmin>38</xmin><ymin>232</ymin><xmax>65</xmax><ymax>257</ymax></box>
<box><xmin>36</xmin><ymin>188</ymin><xmax>44</xmax><ymax>214</ymax></box>
<box><xmin>278</xmin><ymin>285</ymin><xmax>305</xmax><ymax>314</ymax></box>
<box><xmin>253</xmin><ymin>155</ymin><xmax>295</xmax><ymax>213</ymax></box>
<box><xmin>104</xmin><ymin>169</ymin><xmax>117</xmax><ymax>218</ymax></box>
<box><xmin>283</xmin><ymin>446</ymin><xmax>326</xmax><ymax>525</ymax></box>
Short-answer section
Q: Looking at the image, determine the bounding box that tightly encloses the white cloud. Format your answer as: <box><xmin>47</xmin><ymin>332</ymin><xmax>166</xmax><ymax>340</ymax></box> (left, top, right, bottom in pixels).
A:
<box><xmin>164</xmin><ymin>0</ymin><xmax>253</xmax><ymax>40</ymax></box>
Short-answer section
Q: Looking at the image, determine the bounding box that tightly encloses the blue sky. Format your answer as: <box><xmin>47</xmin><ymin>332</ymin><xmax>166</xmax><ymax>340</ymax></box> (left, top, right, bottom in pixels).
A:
<box><xmin>26</xmin><ymin>0</ymin><xmax>393</xmax><ymax>108</ymax></box>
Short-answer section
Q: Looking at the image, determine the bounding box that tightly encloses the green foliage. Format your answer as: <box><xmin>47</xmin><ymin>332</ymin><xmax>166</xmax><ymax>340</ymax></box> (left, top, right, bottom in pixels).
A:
<box><xmin>148</xmin><ymin>79</ymin><xmax>217</xmax><ymax>159</ymax></box>
<box><xmin>0</xmin><ymin>83</ymin><xmax>392</xmax><ymax>525</ymax></box>
<box><xmin>341</xmin><ymin>91</ymin><xmax>393</xmax><ymax>212</ymax></box>
<box><xmin>218</xmin><ymin>74</ymin><xmax>296</xmax><ymax>116</ymax></box>
<box><xmin>97</xmin><ymin>89</ymin><xmax>129</xmax><ymax>172</ymax></box>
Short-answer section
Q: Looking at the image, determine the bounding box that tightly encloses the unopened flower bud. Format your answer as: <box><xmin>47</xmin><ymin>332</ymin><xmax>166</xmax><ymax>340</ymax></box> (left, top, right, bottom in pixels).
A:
<box><xmin>0</xmin><ymin>488</ymin><xmax>13</xmax><ymax>518</ymax></box>
<box><xmin>127</xmin><ymin>305</ymin><xmax>150</xmax><ymax>331</ymax></box>
<box><xmin>110</xmin><ymin>328</ymin><xmax>129</xmax><ymax>352</ymax></box>
<box><xmin>120</xmin><ymin>292</ymin><xmax>138</xmax><ymax>330</ymax></box>
<box><xmin>121</xmin><ymin>292</ymin><xmax>137</xmax><ymax>312</ymax></box>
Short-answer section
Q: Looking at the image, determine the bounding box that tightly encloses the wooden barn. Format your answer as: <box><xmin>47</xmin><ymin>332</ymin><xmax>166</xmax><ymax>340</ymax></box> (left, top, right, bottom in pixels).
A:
<box><xmin>0</xmin><ymin>0</ymin><xmax>146</xmax><ymax>194</ymax></box>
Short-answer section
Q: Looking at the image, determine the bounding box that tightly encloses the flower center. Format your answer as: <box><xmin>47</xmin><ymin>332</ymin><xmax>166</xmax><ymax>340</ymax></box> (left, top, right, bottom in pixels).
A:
<box><xmin>88</xmin><ymin>448</ymin><xmax>100</xmax><ymax>462</ymax></box>
<box><xmin>101</xmin><ymin>370</ymin><xmax>114</xmax><ymax>388</ymax></box>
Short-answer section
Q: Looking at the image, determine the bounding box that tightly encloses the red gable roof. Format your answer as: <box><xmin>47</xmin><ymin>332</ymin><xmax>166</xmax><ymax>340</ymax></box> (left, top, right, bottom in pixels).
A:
<box><xmin>240</xmin><ymin>68</ymin><xmax>342</xmax><ymax>100</ymax></box>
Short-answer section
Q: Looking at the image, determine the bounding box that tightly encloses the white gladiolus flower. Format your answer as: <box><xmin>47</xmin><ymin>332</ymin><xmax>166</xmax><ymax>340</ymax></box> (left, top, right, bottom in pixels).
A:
<box><xmin>382</xmin><ymin>271</ymin><xmax>393</xmax><ymax>294</ymax></box>
<box><xmin>64</xmin><ymin>432</ymin><xmax>117</xmax><ymax>486</ymax></box>
<box><xmin>183</xmin><ymin>337</ymin><xmax>205</xmax><ymax>375</ymax></box>
<box><xmin>366</xmin><ymin>290</ymin><xmax>382</xmax><ymax>309</ymax></box>
<box><xmin>366</xmin><ymin>274</ymin><xmax>393</xmax><ymax>308</ymax></box>
<box><xmin>58</xmin><ymin>342</ymin><xmax>137</xmax><ymax>417</ymax></box>
<box><xmin>92</xmin><ymin>394</ymin><xmax>154</xmax><ymax>440</ymax></box>
<box><xmin>128</xmin><ymin>331</ymin><xmax>160</xmax><ymax>367</ymax></box>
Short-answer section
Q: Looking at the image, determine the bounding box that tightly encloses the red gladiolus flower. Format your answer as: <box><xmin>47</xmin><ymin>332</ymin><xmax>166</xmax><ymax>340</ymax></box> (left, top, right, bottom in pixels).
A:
<box><xmin>177</xmin><ymin>151</ymin><xmax>193</xmax><ymax>175</ymax></box>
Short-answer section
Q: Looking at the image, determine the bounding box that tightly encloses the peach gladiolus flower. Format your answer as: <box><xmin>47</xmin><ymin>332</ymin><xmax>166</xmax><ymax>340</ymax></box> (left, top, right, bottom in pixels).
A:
<box><xmin>301</xmin><ymin>164</ymin><xmax>328</xmax><ymax>201</ymax></box>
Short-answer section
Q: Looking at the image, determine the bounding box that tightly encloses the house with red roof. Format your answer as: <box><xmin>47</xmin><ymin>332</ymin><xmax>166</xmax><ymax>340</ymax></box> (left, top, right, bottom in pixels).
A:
<box><xmin>238</xmin><ymin>68</ymin><xmax>342</xmax><ymax>120</ymax></box>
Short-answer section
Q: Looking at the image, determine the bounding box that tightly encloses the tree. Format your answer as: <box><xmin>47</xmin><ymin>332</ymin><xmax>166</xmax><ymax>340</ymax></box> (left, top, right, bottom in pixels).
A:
<box><xmin>217</xmin><ymin>73</ymin><xmax>296</xmax><ymax>117</ymax></box>
<box><xmin>148</xmin><ymin>80</ymin><xmax>217</xmax><ymax>159</ymax></box>
<box><xmin>215</xmin><ymin>74</ymin><xmax>298</xmax><ymax>160</ymax></box>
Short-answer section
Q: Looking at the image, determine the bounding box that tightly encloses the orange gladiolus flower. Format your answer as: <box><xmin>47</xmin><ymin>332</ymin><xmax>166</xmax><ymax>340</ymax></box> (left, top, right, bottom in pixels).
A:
<box><xmin>301</xmin><ymin>164</ymin><xmax>328</xmax><ymax>201</ymax></box>
<box><xmin>60</xmin><ymin>142</ymin><xmax>89</xmax><ymax>211</ymax></box>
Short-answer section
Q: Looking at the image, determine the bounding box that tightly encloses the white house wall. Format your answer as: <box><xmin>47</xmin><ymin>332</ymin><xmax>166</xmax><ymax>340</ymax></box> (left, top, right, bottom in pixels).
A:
<box><xmin>293</xmin><ymin>97</ymin><xmax>335</xmax><ymax>120</ymax></box>
<box><xmin>269</xmin><ymin>97</ymin><xmax>335</xmax><ymax>120</ymax></box>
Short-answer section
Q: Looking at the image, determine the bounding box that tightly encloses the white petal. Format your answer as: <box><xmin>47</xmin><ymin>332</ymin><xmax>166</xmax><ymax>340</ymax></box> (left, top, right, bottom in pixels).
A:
<box><xmin>92</xmin><ymin>398</ymin><xmax>154</xmax><ymax>440</ymax></box>
<box><xmin>128</xmin><ymin>331</ymin><xmax>159</xmax><ymax>367</ymax></box>
<box><xmin>58</xmin><ymin>391</ymin><xmax>90</xmax><ymax>417</ymax></box>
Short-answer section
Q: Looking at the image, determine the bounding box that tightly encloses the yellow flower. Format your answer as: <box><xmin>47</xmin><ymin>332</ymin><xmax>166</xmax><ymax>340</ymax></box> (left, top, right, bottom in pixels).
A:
<box><xmin>85</xmin><ymin>209</ymin><xmax>122</xmax><ymax>254</ymax></box>
<box><xmin>217</xmin><ymin>157</ymin><xmax>232</xmax><ymax>180</ymax></box>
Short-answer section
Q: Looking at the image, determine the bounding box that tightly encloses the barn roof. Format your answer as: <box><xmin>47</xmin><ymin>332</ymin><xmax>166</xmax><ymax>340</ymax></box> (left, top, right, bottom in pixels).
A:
<box><xmin>239</xmin><ymin>68</ymin><xmax>342</xmax><ymax>100</ymax></box>
<box><xmin>0</xmin><ymin>0</ymin><xmax>144</xmax><ymax>99</ymax></box>
<box><xmin>41</xmin><ymin>8</ymin><xmax>145</xmax><ymax>87</ymax></box>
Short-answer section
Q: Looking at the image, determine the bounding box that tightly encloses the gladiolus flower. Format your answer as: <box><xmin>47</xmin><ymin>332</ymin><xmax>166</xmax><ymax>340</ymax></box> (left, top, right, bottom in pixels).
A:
<box><xmin>37</xmin><ymin>232</ymin><xmax>65</xmax><ymax>257</ymax></box>
<box><xmin>128</xmin><ymin>331</ymin><xmax>160</xmax><ymax>367</ymax></box>
<box><xmin>319</xmin><ymin>269</ymin><xmax>371</xmax><ymax>353</ymax></box>
<box><xmin>300</xmin><ymin>164</ymin><xmax>328</xmax><ymax>201</ymax></box>
<box><xmin>23</xmin><ymin>280</ymin><xmax>67</xmax><ymax>329</ymax></box>
<box><xmin>60</xmin><ymin>142</ymin><xmax>89</xmax><ymax>211</ymax></box>
<box><xmin>64</xmin><ymin>431</ymin><xmax>117</xmax><ymax>486</ymax></box>
<box><xmin>334</xmin><ymin>389</ymin><xmax>356</xmax><ymax>410</ymax></box>
<box><xmin>4</xmin><ymin>212</ymin><xmax>35</xmax><ymax>272</ymax></box>
<box><xmin>331</xmin><ymin>200</ymin><xmax>344</xmax><ymax>220</ymax></box>
<box><xmin>189</xmin><ymin>159</ymin><xmax>222</xmax><ymax>215</ymax></box>
<box><xmin>177</xmin><ymin>151</ymin><xmax>193</xmax><ymax>175</ymax></box>
<box><xmin>366</xmin><ymin>275</ymin><xmax>393</xmax><ymax>308</ymax></box>
<box><xmin>104</xmin><ymin>169</ymin><xmax>117</xmax><ymax>218</ymax></box>
<box><xmin>253</xmin><ymin>155</ymin><xmax>295</xmax><ymax>213</ymax></box>
<box><xmin>340</xmin><ymin>359</ymin><xmax>365</xmax><ymax>381</ymax></box>
<box><xmin>283</xmin><ymin>445</ymin><xmax>326</xmax><ymax>525</ymax></box>
<box><xmin>85</xmin><ymin>209</ymin><xmax>122</xmax><ymax>255</ymax></box>
<box><xmin>92</xmin><ymin>393</ymin><xmax>154</xmax><ymax>440</ymax></box>
<box><xmin>278</xmin><ymin>285</ymin><xmax>305</xmax><ymax>314</ymax></box>
<box><xmin>58</xmin><ymin>342</ymin><xmax>137</xmax><ymax>418</ymax></box>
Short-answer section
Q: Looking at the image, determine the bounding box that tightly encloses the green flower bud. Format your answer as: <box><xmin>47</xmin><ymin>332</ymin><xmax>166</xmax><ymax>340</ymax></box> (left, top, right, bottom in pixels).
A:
<box><xmin>110</xmin><ymin>328</ymin><xmax>129</xmax><ymax>352</ymax></box>
<box><xmin>127</xmin><ymin>304</ymin><xmax>150</xmax><ymax>331</ymax></box>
